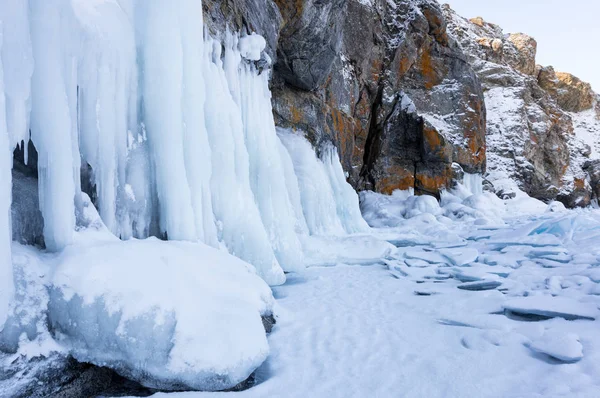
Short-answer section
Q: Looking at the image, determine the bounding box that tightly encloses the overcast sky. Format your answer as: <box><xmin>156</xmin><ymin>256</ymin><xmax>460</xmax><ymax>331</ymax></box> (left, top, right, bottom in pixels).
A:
<box><xmin>445</xmin><ymin>0</ymin><xmax>600</xmax><ymax>92</ymax></box>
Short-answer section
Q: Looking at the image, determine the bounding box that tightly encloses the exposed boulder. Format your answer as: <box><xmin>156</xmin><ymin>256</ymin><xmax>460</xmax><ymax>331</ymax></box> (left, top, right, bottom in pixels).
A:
<box><xmin>538</xmin><ymin>67</ymin><xmax>595</xmax><ymax>113</ymax></box>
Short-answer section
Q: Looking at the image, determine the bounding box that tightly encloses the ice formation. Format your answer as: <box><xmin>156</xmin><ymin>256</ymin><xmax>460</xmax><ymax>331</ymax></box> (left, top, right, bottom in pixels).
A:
<box><xmin>0</xmin><ymin>0</ymin><xmax>368</xmax><ymax>287</ymax></box>
<box><xmin>0</xmin><ymin>0</ymin><xmax>374</xmax><ymax>390</ymax></box>
<box><xmin>0</xmin><ymin>25</ymin><xmax>13</xmax><ymax>327</ymax></box>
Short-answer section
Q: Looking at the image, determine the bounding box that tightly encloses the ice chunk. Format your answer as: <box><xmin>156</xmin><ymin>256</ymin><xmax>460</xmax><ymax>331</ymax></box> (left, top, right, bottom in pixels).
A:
<box><xmin>404</xmin><ymin>249</ymin><xmax>448</xmax><ymax>265</ymax></box>
<box><xmin>48</xmin><ymin>239</ymin><xmax>274</xmax><ymax>391</ymax></box>
<box><xmin>528</xmin><ymin>331</ymin><xmax>584</xmax><ymax>363</ymax></box>
<box><xmin>457</xmin><ymin>280</ymin><xmax>502</xmax><ymax>291</ymax></box>
<box><xmin>439</xmin><ymin>247</ymin><xmax>479</xmax><ymax>266</ymax></box>
<box><xmin>503</xmin><ymin>296</ymin><xmax>598</xmax><ymax>321</ymax></box>
<box><xmin>301</xmin><ymin>235</ymin><xmax>394</xmax><ymax>267</ymax></box>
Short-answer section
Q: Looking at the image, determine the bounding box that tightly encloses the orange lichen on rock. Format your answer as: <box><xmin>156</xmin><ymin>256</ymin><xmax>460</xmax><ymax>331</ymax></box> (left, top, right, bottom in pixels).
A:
<box><xmin>574</xmin><ymin>178</ymin><xmax>586</xmax><ymax>190</ymax></box>
<box><xmin>273</xmin><ymin>0</ymin><xmax>304</xmax><ymax>24</ymax></box>
<box><xmin>415</xmin><ymin>168</ymin><xmax>451</xmax><ymax>193</ymax></box>
<box><xmin>377</xmin><ymin>165</ymin><xmax>416</xmax><ymax>194</ymax></box>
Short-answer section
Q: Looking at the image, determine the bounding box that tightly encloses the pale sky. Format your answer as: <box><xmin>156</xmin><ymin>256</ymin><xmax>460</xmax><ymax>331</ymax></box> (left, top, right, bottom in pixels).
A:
<box><xmin>445</xmin><ymin>0</ymin><xmax>600</xmax><ymax>92</ymax></box>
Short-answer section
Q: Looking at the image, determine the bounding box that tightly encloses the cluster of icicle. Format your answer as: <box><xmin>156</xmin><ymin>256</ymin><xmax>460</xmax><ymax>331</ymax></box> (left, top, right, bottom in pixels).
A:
<box><xmin>0</xmin><ymin>0</ymin><xmax>369</xmax><ymax>321</ymax></box>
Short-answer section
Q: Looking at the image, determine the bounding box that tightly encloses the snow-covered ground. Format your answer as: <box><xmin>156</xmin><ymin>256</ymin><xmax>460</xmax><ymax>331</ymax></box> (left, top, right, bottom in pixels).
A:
<box><xmin>142</xmin><ymin>185</ymin><xmax>600</xmax><ymax>398</ymax></box>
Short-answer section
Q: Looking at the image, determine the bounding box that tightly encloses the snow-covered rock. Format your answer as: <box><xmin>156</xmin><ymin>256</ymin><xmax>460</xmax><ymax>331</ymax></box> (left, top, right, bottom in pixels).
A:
<box><xmin>443</xmin><ymin>5</ymin><xmax>600</xmax><ymax>207</ymax></box>
<box><xmin>48</xmin><ymin>239</ymin><xmax>274</xmax><ymax>391</ymax></box>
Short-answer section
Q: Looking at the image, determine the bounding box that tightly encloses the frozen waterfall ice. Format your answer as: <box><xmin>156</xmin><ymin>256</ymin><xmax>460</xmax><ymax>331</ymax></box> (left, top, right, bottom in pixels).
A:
<box><xmin>0</xmin><ymin>0</ymin><xmax>369</xmax><ymax>289</ymax></box>
<box><xmin>0</xmin><ymin>26</ymin><xmax>14</xmax><ymax>328</ymax></box>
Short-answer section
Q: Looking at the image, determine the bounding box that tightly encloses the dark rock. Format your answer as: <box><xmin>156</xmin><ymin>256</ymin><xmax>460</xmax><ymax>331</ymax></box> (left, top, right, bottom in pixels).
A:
<box><xmin>12</xmin><ymin>140</ymin><xmax>45</xmax><ymax>248</ymax></box>
<box><xmin>0</xmin><ymin>354</ymin><xmax>156</xmax><ymax>398</ymax></box>
<box><xmin>261</xmin><ymin>313</ymin><xmax>276</xmax><ymax>334</ymax></box>
<box><xmin>584</xmin><ymin>160</ymin><xmax>600</xmax><ymax>200</ymax></box>
<box><xmin>444</xmin><ymin>6</ymin><xmax>597</xmax><ymax>206</ymax></box>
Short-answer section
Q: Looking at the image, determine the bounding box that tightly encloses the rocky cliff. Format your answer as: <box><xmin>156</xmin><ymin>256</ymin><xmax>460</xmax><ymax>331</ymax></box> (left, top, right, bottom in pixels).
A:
<box><xmin>204</xmin><ymin>0</ymin><xmax>487</xmax><ymax>198</ymax></box>
<box><xmin>201</xmin><ymin>0</ymin><xmax>600</xmax><ymax>206</ymax></box>
<box><xmin>443</xmin><ymin>6</ymin><xmax>600</xmax><ymax>206</ymax></box>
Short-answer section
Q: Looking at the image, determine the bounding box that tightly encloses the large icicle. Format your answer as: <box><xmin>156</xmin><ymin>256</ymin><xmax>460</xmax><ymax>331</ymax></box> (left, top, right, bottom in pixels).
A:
<box><xmin>228</xmin><ymin>36</ymin><xmax>304</xmax><ymax>273</ymax></box>
<box><xmin>277</xmin><ymin>136</ymin><xmax>309</xmax><ymax>235</ymax></box>
<box><xmin>137</xmin><ymin>0</ymin><xmax>196</xmax><ymax>241</ymax></box>
<box><xmin>0</xmin><ymin>24</ymin><xmax>14</xmax><ymax>329</ymax></box>
<box><xmin>321</xmin><ymin>144</ymin><xmax>370</xmax><ymax>234</ymax></box>
<box><xmin>0</xmin><ymin>0</ymin><xmax>33</xmax><ymax>151</ymax></box>
<box><xmin>176</xmin><ymin>0</ymin><xmax>218</xmax><ymax>247</ymax></box>
<box><xmin>278</xmin><ymin>130</ymin><xmax>346</xmax><ymax>236</ymax></box>
<box><xmin>204</xmin><ymin>38</ymin><xmax>285</xmax><ymax>286</ymax></box>
<box><xmin>74</xmin><ymin>0</ymin><xmax>137</xmax><ymax>238</ymax></box>
<box><xmin>136</xmin><ymin>0</ymin><xmax>218</xmax><ymax>245</ymax></box>
<box><xmin>29</xmin><ymin>0</ymin><xmax>77</xmax><ymax>251</ymax></box>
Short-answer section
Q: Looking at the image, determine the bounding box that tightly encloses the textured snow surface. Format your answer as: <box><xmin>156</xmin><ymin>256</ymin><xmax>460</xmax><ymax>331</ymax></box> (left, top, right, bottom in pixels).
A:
<box><xmin>142</xmin><ymin>182</ymin><xmax>600</xmax><ymax>397</ymax></box>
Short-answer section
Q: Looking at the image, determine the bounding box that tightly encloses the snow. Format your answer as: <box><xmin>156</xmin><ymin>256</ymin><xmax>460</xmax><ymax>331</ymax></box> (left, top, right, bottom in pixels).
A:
<box><xmin>528</xmin><ymin>330</ymin><xmax>584</xmax><ymax>363</ymax></box>
<box><xmin>49</xmin><ymin>238</ymin><xmax>274</xmax><ymax>391</ymax></box>
<box><xmin>238</xmin><ymin>33</ymin><xmax>266</xmax><ymax>62</ymax></box>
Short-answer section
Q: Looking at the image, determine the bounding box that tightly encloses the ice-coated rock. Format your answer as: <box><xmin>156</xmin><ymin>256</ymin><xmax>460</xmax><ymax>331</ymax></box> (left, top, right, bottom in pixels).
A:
<box><xmin>48</xmin><ymin>239</ymin><xmax>274</xmax><ymax>391</ymax></box>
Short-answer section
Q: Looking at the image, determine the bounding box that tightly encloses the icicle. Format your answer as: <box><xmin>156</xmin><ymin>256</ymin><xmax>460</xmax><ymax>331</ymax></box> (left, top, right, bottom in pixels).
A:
<box><xmin>0</xmin><ymin>0</ymin><xmax>34</xmax><ymax>150</ymax></box>
<box><xmin>232</xmin><ymin>41</ymin><xmax>304</xmax><ymax>272</ymax></box>
<box><xmin>321</xmin><ymin>144</ymin><xmax>370</xmax><ymax>234</ymax></box>
<box><xmin>278</xmin><ymin>130</ymin><xmax>346</xmax><ymax>236</ymax></box>
<box><xmin>177</xmin><ymin>0</ymin><xmax>218</xmax><ymax>247</ymax></box>
<box><xmin>0</xmin><ymin>21</ymin><xmax>14</xmax><ymax>328</ymax></box>
<box><xmin>203</xmin><ymin>37</ymin><xmax>285</xmax><ymax>286</ymax></box>
<box><xmin>74</xmin><ymin>0</ymin><xmax>137</xmax><ymax>237</ymax></box>
<box><xmin>137</xmin><ymin>0</ymin><xmax>198</xmax><ymax>241</ymax></box>
<box><xmin>277</xmin><ymin>135</ymin><xmax>309</xmax><ymax>235</ymax></box>
<box><xmin>29</xmin><ymin>0</ymin><xmax>77</xmax><ymax>251</ymax></box>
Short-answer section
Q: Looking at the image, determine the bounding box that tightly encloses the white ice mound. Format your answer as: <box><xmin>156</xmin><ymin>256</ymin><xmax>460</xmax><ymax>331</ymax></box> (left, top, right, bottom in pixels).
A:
<box><xmin>48</xmin><ymin>239</ymin><xmax>274</xmax><ymax>391</ymax></box>
<box><xmin>528</xmin><ymin>330</ymin><xmax>584</xmax><ymax>363</ymax></box>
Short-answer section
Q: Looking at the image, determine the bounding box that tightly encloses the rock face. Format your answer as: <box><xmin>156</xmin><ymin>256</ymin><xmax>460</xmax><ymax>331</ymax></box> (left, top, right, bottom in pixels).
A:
<box><xmin>444</xmin><ymin>6</ymin><xmax>599</xmax><ymax>206</ymax></box>
<box><xmin>538</xmin><ymin>67</ymin><xmax>595</xmax><ymax>113</ymax></box>
<box><xmin>270</xmin><ymin>0</ymin><xmax>486</xmax><ymax>196</ymax></box>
